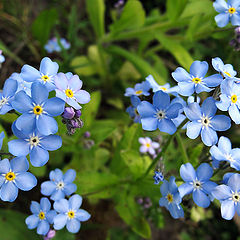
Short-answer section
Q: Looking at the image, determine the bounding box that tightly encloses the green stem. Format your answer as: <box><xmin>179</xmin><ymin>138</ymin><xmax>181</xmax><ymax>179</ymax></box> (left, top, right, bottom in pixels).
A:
<box><xmin>176</xmin><ymin>132</ymin><xmax>189</xmax><ymax>164</ymax></box>
<box><xmin>137</xmin><ymin>118</ymin><xmax>189</xmax><ymax>181</ymax></box>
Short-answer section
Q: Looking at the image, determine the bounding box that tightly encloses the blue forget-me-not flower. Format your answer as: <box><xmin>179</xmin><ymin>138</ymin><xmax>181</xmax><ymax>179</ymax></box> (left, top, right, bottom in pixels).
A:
<box><xmin>212</xmin><ymin>57</ymin><xmax>237</xmax><ymax>78</ymax></box>
<box><xmin>184</xmin><ymin>97</ymin><xmax>231</xmax><ymax>146</ymax></box>
<box><xmin>125</xmin><ymin>81</ymin><xmax>151</xmax><ymax>97</ymax></box>
<box><xmin>126</xmin><ymin>96</ymin><xmax>141</xmax><ymax>123</ymax></box>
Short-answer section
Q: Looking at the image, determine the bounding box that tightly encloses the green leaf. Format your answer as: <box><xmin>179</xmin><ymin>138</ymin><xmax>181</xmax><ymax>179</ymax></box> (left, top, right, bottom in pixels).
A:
<box><xmin>115</xmin><ymin>190</ymin><xmax>151</xmax><ymax>239</ymax></box>
<box><xmin>106</xmin><ymin>45</ymin><xmax>165</xmax><ymax>84</ymax></box>
<box><xmin>0</xmin><ymin>113</ymin><xmax>18</xmax><ymax>123</ymax></box>
<box><xmin>86</xmin><ymin>0</ymin><xmax>105</xmax><ymax>38</ymax></box>
<box><xmin>0</xmin><ymin>209</ymin><xmax>40</xmax><ymax>239</ymax></box>
<box><xmin>54</xmin><ymin>229</ymin><xmax>75</xmax><ymax>240</ymax></box>
<box><xmin>167</xmin><ymin>0</ymin><xmax>188</xmax><ymax>22</ymax></box>
<box><xmin>110</xmin><ymin>0</ymin><xmax>145</xmax><ymax>34</ymax></box>
<box><xmin>189</xmin><ymin>143</ymin><xmax>204</xmax><ymax>168</ymax></box>
<box><xmin>155</xmin><ymin>33</ymin><xmax>193</xmax><ymax>70</ymax></box>
<box><xmin>71</xmin><ymin>56</ymin><xmax>97</xmax><ymax>76</ymax></box>
<box><xmin>31</xmin><ymin>8</ymin><xmax>58</xmax><ymax>46</ymax></box>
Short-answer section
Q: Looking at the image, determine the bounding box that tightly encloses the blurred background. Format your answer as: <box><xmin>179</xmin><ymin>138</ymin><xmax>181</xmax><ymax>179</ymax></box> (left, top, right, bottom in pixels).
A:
<box><xmin>1</xmin><ymin>0</ymin><xmax>240</xmax><ymax>239</ymax></box>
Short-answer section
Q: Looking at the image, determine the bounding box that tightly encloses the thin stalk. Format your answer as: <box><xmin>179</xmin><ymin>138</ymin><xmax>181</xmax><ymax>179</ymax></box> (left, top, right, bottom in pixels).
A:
<box><xmin>176</xmin><ymin>132</ymin><xmax>189</xmax><ymax>164</ymax></box>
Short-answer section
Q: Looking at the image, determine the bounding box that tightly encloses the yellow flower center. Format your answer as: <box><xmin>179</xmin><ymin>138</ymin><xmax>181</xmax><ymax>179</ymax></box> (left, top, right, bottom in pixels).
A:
<box><xmin>5</xmin><ymin>172</ymin><xmax>16</xmax><ymax>181</ymax></box>
<box><xmin>135</xmin><ymin>90</ymin><xmax>143</xmax><ymax>95</ymax></box>
<box><xmin>231</xmin><ymin>95</ymin><xmax>238</xmax><ymax>103</ymax></box>
<box><xmin>232</xmin><ymin>192</ymin><xmax>240</xmax><ymax>202</ymax></box>
<box><xmin>38</xmin><ymin>211</ymin><xmax>45</xmax><ymax>220</ymax></box>
<box><xmin>192</xmin><ymin>77</ymin><xmax>202</xmax><ymax>84</ymax></box>
<box><xmin>33</xmin><ymin>106</ymin><xmax>43</xmax><ymax>115</ymax></box>
<box><xmin>229</xmin><ymin>7</ymin><xmax>236</xmax><ymax>14</ymax></box>
<box><xmin>167</xmin><ymin>193</ymin><xmax>173</xmax><ymax>203</ymax></box>
<box><xmin>41</xmin><ymin>75</ymin><xmax>50</xmax><ymax>82</ymax></box>
<box><xmin>160</xmin><ymin>87</ymin><xmax>167</xmax><ymax>91</ymax></box>
<box><xmin>145</xmin><ymin>143</ymin><xmax>151</xmax><ymax>148</ymax></box>
<box><xmin>65</xmin><ymin>89</ymin><xmax>74</xmax><ymax>98</ymax></box>
<box><xmin>224</xmin><ymin>71</ymin><xmax>231</xmax><ymax>77</ymax></box>
<box><xmin>67</xmin><ymin>210</ymin><xmax>75</xmax><ymax>219</ymax></box>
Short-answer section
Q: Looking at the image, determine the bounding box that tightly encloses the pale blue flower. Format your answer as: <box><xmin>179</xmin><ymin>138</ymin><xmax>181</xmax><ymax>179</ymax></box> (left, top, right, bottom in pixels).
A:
<box><xmin>212</xmin><ymin>57</ymin><xmax>237</xmax><ymax>78</ymax></box>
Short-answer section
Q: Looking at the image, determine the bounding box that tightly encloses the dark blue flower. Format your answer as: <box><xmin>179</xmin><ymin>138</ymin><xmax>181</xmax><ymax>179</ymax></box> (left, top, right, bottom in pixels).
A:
<box><xmin>53</xmin><ymin>194</ymin><xmax>91</xmax><ymax>233</ymax></box>
<box><xmin>212</xmin><ymin>173</ymin><xmax>240</xmax><ymax>220</ymax></box>
<box><xmin>172</xmin><ymin>61</ymin><xmax>223</xmax><ymax>96</ymax></box>
<box><xmin>184</xmin><ymin>97</ymin><xmax>231</xmax><ymax>146</ymax></box>
<box><xmin>8</xmin><ymin>122</ymin><xmax>62</xmax><ymax>167</ymax></box>
<box><xmin>179</xmin><ymin>163</ymin><xmax>217</xmax><ymax>208</ymax></box>
<box><xmin>0</xmin><ymin>157</ymin><xmax>37</xmax><ymax>202</ymax></box>
<box><xmin>153</xmin><ymin>171</ymin><xmax>164</xmax><ymax>184</ymax></box>
<box><xmin>25</xmin><ymin>198</ymin><xmax>56</xmax><ymax>235</ymax></box>
<box><xmin>12</xmin><ymin>82</ymin><xmax>65</xmax><ymax>135</ymax></box>
<box><xmin>137</xmin><ymin>91</ymin><xmax>182</xmax><ymax>134</ymax></box>
<box><xmin>159</xmin><ymin>176</ymin><xmax>184</xmax><ymax>219</ymax></box>
<box><xmin>126</xmin><ymin>96</ymin><xmax>141</xmax><ymax>123</ymax></box>
<box><xmin>41</xmin><ymin>169</ymin><xmax>77</xmax><ymax>201</ymax></box>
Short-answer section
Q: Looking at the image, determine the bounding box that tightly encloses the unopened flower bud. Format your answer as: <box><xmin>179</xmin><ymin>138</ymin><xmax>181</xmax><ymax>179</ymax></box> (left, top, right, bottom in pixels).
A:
<box><xmin>84</xmin><ymin>131</ymin><xmax>91</xmax><ymax>138</ymax></box>
<box><xmin>75</xmin><ymin>109</ymin><xmax>82</xmax><ymax>117</ymax></box>
<box><xmin>235</xmin><ymin>27</ymin><xmax>240</xmax><ymax>35</ymax></box>
<box><xmin>62</xmin><ymin>107</ymin><xmax>75</xmax><ymax>119</ymax></box>
<box><xmin>46</xmin><ymin>230</ymin><xmax>56</xmax><ymax>239</ymax></box>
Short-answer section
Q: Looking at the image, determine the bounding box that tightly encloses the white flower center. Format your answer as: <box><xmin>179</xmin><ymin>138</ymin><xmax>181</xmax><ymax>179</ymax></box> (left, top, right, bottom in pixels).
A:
<box><xmin>232</xmin><ymin>192</ymin><xmax>240</xmax><ymax>202</ymax></box>
<box><xmin>193</xmin><ymin>180</ymin><xmax>202</xmax><ymax>190</ymax></box>
<box><xmin>156</xmin><ymin>110</ymin><xmax>166</xmax><ymax>120</ymax></box>
<box><xmin>28</xmin><ymin>135</ymin><xmax>40</xmax><ymax>148</ymax></box>
<box><xmin>226</xmin><ymin>154</ymin><xmax>235</xmax><ymax>162</ymax></box>
<box><xmin>201</xmin><ymin>116</ymin><xmax>211</xmax><ymax>127</ymax></box>
<box><xmin>56</xmin><ymin>181</ymin><xmax>65</xmax><ymax>190</ymax></box>
<box><xmin>0</xmin><ymin>97</ymin><xmax>8</xmax><ymax>108</ymax></box>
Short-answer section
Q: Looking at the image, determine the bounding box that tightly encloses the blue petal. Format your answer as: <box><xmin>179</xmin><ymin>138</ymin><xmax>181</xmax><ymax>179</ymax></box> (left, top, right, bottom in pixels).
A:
<box><xmin>0</xmin><ymin>104</ymin><xmax>13</xmax><ymax>115</ymax></box>
<box><xmin>30</xmin><ymin>146</ymin><xmax>49</xmax><ymax>167</ymax></box>
<box><xmin>196</xmin><ymin>163</ymin><xmax>213</xmax><ymax>181</ymax></box>
<box><xmin>40</xmin><ymin>57</ymin><xmax>59</xmax><ymax>76</ymax></box>
<box><xmin>3</xmin><ymin>79</ymin><xmax>17</xmax><ymax>97</ymax></box>
<box><xmin>229</xmin><ymin>104</ymin><xmax>240</xmax><ymax>124</ymax></box>
<box><xmin>64</xmin><ymin>169</ymin><xmax>76</xmax><ymax>183</ymax></box>
<box><xmin>25</xmin><ymin>215</ymin><xmax>39</xmax><ymax>229</ymax></box>
<box><xmin>15</xmin><ymin>113</ymin><xmax>36</xmax><ymax>133</ymax></box>
<box><xmin>186</xmin><ymin>121</ymin><xmax>202</xmax><ymax>139</ymax></box>
<box><xmin>153</xmin><ymin>91</ymin><xmax>170</xmax><ymax>110</ymax></box>
<box><xmin>50</xmin><ymin>169</ymin><xmax>63</xmax><ymax>182</ymax></box>
<box><xmin>180</xmin><ymin>163</ymin><xmax>196</xmax><ymax>182</ymax></box>
<box><xmin>12</xmin><ymin>91</ymin><xmax>33</xmax><ymax>113</ymax></box>
<box><xmin>212</xmin><ymin>184</ymin><xmax>232</xmax><ymax>200</ymax></box>
<box><xmin>53</xmin><ymin>199</ymin><xmax>69</xmax><ymax>213</ymax></box>
<box><xmin>213</xmin><ymin>0</ymin><xmax>228</xmax><ymax>12</ymax></box>
<box><xmin>51</xmin><ymin>189</ymin><xmax>65</xmax><ymax>201</ymax></box>
<box><xmin>66</xmin><ymin>98</ymin><xmax>81</xmax><ymax>110</ymax></box>
<box><xmin>166</xmin><ymin>103</ymin><xmax>182</xmax><ymax>119</ymax></box>
<box><xmin>68</xmin><ymin>75</ymin><xmax>82</xmax><ymax>91</ymax></box>
<box><xmin>221</xmin><ymin>200</ymin><xmax>235</xmax><ymax>220</ymax></box>
<box><xmin>141</xmin><ymin>117</ymin><xmax>158</xmax><ymax>131</ymax></box>
<box><xmin>178</xmin><ymin>183</ymin><xmax>194</xmax><ymax>197</ymax></box>
<box><xmin>46</xmin><ymin>210</ymin><xmax>57</xmax><ymax>224</ymax></box>
<box><xmin>36</xmin><ymin>115</ymin><xmax>58</xmax><ymax>135</ymax></box>
<box><xmin>74</xmin><ymin>90</ymin><xmax>91</xmax><ymax>104</ymax></box>
<box><xmin>30</xmin><ymin>201</ymin><xmax>40</xmax><ymax>214</ymax></box>
<box><xmin>212</xmin><ymin>57</ymin><xmax>224</xmax><ymax>72</ymax></box>
<box><xmin>40</xmin><ymin>197</ymin><xmax>51</xmax><ymax>212</ymax></box>
<box><xmin>211</xmin><ymin>115</ymin><xmax>231</xmax><ymax>131</ymax></box>
<box><xmin>0</xmin><ymin>159</ymin><xmax>10</xmax><ymax>174</ymax></box>
<box><xmin>15</xmin><ymin>172</ymin><xmax>37</xmax><ymax>191</ymax></box>
<box><xmin>195</xmin><ymin>83</ymin><xmax>213</xmax><ymax>94</ymax></box>
<box><xmin>11</xmin><ymin>156</ymin><xmax>29</xmax><ymax>172</ymax></box>
<box><xmin>201</xmin><ymin>127</ymin><xmax>218</xmax><ymax>146</ymax></box>
<box><xmin>193</xmin><ymin>189</ymin><xmax>210</xmax><ymax>208</ymax></box>
<box><xmin>44</xmin><ymin>97</ymin><xmax>65</xmax><ymax>116</ymax></box>
<box><xmin>54</xmin><ymin>73</ymin><xmax>68</xmax><ymax>90</ymax></box>
<box><xmin>228</xmin><ymin>173</ymin><xmax>240</xmax><ymax>192</ymax></box>
<box><xmin>203</xmin><ymin>74</ymin><xmax>223</xmax><ymax>87</ymax></box>
<box><xmin>201</xmin><ymin>97</ymin><xmax>217</xmax><ymax>117</ymax></box>
<box><xmin>168</xmin><ymin>203</ymin><xmax>184</xmax><ymax>219</ymax></box>
<box><xmin>209</xmin><ymin>145</ymin><xmax>226</xmax><ymax>161</ymax></box>
<box><xmin>0</xmin><ymin>182</ymin><xmax>18</xmax><ymax>202</ymax></box>
<box><xmin>158</xmin><ymin>119</ymin><xmax>177</xmax><ymax>134</ymax></box>
<box><xmin>41</xmin><ymin>181</ymin><xmax>56</xmax><ymax>196</ymax></box>
<box><xmin>231</xmin><ymin>148</ymin><xmax>240</xmax><ymax>161</ymax></box>
<box><xmin>69</xmin><ymin>194</ymin><xmax>82</xmax><ymax>210</ymax></box>
<box><xmin>11</xmin><ymin>121</ymin><xmax>27</xmax><ymax>139</ymax></box>
<box><xmin>184</xmin><ymin>103</ymin><xmax>202</xmax><ymax>121</ymax></box>
<box><xmin>159</xmin><ymin>197</ymin><xmax>168</xmax><ymax>208</ymax></box>
<box><xmin>63</xmin><ymin>183</ymin><xmax>77</xmax><ymax>196</ymax></box>
<box><xmin>37</xmin><ymin>220</ymin><xmax>49</xmax><ymax>235</ymax></box>
<box><xmin>202</xmin><ymin>181</ymin><xmax>218</xmax><ymax>195</ymax></box>
<box><xmin>231</xmin><ymin>13</ymin><xmax>240</xmax><ymax>26</ymax></box>
<box><xmin>131</xmin><ymin>96</ymin><xmax>141</xmax><ymax>107</ymax></box>
<box><xmin>190</xmin><ymin>61</ymin><xmax>208</xmax><ymax>78</ymax></box>
<box><xmin>40</xmin><ymin>135</ymin><xmax>62</xmax><ymax>151</ymax></box>
<box><xmin>178</xmin><ymin>81</ymin><xmax>195</xmax><ymax>96</ymax></box>
<box><xmin>223</xmin><ymin>173</ymin><xmax>235</xmax><ymax>184</ymax></box>
<box><xmin>75</xmin><ymin>209</ymin><xmax>91</xmax><ymax>221</ymax></box>
<box><xmin>168</xmin><ymin>176</ymin><xmax>178</xmax><ymax>193</ymax></box>
<box><xmin>216</xmin><ymin>94</ymin><xmax>231</xmax><ymax>111</ymax></box>
<box><xmin>160</xmin><ymin>180</ymin><xmax>169</xmax><ymax>196</ymax></box>
<box><xmin>53</xmin><ymin>214</ymin><xmax>67</xmax><ymax>230</ymax></box>
<box><xmin>215</xmin><ymin>13</ymin><xmax>230</xmax><ymax>28</ymax></box>
<box><xmin>20</xmin><ymin>65</ymin><xmax>40</xmax><ymax>82</ymax></box>
<box><xmin>8</xmin><ymin>139</ymin><xmax>29</xmax><ymax>156</ymax></box>
<box><xmin>171</xmin><ymin>67</ymin><xmax>191</xmax><ymax>82</ymax></box>
<box><xmin>66</xmin><ymin>219</ymin><xmax>80</xmax><ymax>233</ymax></box>
<box><xmin>218</xmin><ymin>136</ymin><xmax>232</xmax><ymax>153</ymax></box>
<box><xmin>137</xmin><ymin>101</ymin><xmax>156</xmax><ymax>118</ymax></box>
<box><xmin>31</xmin><ymin>82</ymin><xmax>49</xmax><ymax>105</ymax></box>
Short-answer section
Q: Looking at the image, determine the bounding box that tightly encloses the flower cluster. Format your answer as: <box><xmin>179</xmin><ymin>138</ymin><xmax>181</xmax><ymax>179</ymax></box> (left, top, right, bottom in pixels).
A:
<box><xmin>44</xmin><ymin>37</ymin><xmax>71</xmax><ymax>53</ymax></box>
<box><xmin>25</xmin><ymin>168</ymin><xmax>91</xmax><ymax>236</ymax></box>
<box><xmin>125</xmin><ymin>56</ymin><xmax>240</xmax><ymax>220</ymax></box>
